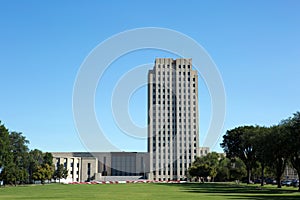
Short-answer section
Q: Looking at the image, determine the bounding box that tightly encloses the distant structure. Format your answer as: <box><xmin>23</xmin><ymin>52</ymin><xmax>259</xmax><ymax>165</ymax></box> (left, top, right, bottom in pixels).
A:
<box><xmin>198</xmin><ymin>147</ymin><xmax>210</xmax><ymax>157</ymax></box>
<box><xmin>283</xmin><ymin>166</ymin><xmax>298</xmax><ymax>180</ymax></box>
<box><xmin>52</xmin><ymin>152</ymin><xmax>149</xmax><ymax>183</ymax></box>
<box><xmin>148</xmin><ymin>58</ymin><xmax>199</xmax><ymax>181</ymax></box>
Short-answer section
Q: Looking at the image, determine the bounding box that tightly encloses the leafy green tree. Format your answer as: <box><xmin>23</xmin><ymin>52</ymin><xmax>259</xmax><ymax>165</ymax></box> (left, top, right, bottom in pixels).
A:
<box><xmin>221</xmin><ymin>126</ymin><xmax>259</xmax><ymax>184</ymax></box>
<box><xmin>32</xmin><ymin>165</ymin><xmax>46</xmax><ymax>184</ymax></box>
<box><xmin>44</xmin><ymin>164</ymin><xmax>55</xmax><ymax>183</ymax></box>
<box><xmin>0</xmin><ymin>162</ymin><xmax>17</xmax><ymax>185</ymax></box>
<box><xmin>188</xmin><ymin>152</ymin><xmax>220</xmax><ymax>182</ymax></box>
<box><xmin>215</xmin><ymin>157</ymin><xmax>230</xmax><ymax>182</ymax></box>
<box><xmin>230</xmin><ymin>158</ymin><xmax>247</xmax><ymax>181</ymax></box>
<box><xmin>1</xmin><ymin>162</ymin><xmax>29</xmax><ymax>186</ymax></box>
<box><xmin>53</xmin><ymin>164</ymin><xmax>68</xmax><ymax>183</ymax></box>
<box><xmin>285</xmin><ymin>112</ymin><xmax>300</xmax><ymax>191</ymax></box>
<box><xmin>43</xmin><ymin>152</ymin><xmax>53</xmax><ymax>166</ymax></box>
<box><xmin>188</xmin><ymin>165</ymin><xmax>201</xmax><ymax>182</ymax></box>
<box><xmin>9</xmin><ymin>132</ymin><xmax>29</xmax><ymax>184</ymax></box>
<box><xmin>29</xmin><ymin>151</ymin><xmax>55</xmax><ymax>184</ymax></box>
<box><xmin>265</xmin><ymin>125</ymin><xmax>289</xmax><ymax>188</ymax></box>
<box><xmin>205</xmin><ymin>152</ymin><xmax>219</xmax><ymax>182</ymax></box>
<box><xmin>0</xmin><ymin>121</ymin><xmax>54</xmax><ymax>185</ymax></box>
<box><xmin>0</xmin><ymin>130</ymin><xmax>9</xmax><ymax>183</ymax></box>
<box><xmin>28</xmin><ymin>149</ymin><xmax>44</xmax><ymax>183</ymax></box>
<box><xmin>254</xmin><ymin>126</ymin><xmax>270</xmax><ymax>186</ymax></box>
<box><xmin>32</xmin><ymin>164</ymin><xmax>54</xmax><ymax>184</ymax></box>
<box><xmin>188</xmin><ymin>163</ymin><xmax>210</xmax><ymax>182</ymax></box>
<box><xmin>0</xmin><ymin>122</ymin><xmax>10</xmax><ymax>173</ymax></box>
<box><xmin>0</xmin><ymin>126</ymin><xmax>30</xmax><ymax>185</ymax></box>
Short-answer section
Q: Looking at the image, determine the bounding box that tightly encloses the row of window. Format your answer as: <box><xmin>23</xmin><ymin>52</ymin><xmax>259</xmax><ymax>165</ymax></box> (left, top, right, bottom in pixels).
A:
<box><xmin>153</xmin><ymin>95</ymin><xmax>196</xmax><ymax>100</ymax></box>
<box><xmin>153</xmin><ymin>153</ymin><xmax>197</xmax><ymax>161</ymax></box>
<box><xmin>152</xmin><ymin>130</ymin><xmax>198</xmax><ymax>136</ymax></box>
<box><xmin>152</xmin><ymin>124</ymin><xmax>197</xmax><ymax>128</ymax></box>
<box><xmin>156</xmin><ymin>70</ymin><xmax>193</xmax><ymax>75</ymax></box>
<box><xmin>151</xmin><ymin>123</ymin><xmax>197</xmax><ymax>128</ymax></box>
<box><xmin>153</xmin><ymin>154</ymin><xmax>195</xmax><ymax>161</ymax></box>
<box><xmin>153</xmin><ymin>88</ymin><xmax>196</xmax><ymax>93</ymax></box>
<box><xmin>153</xmin><ymin>148</ymin><xmax>197</xmax><ymax>154</ymax></box>
<box><xmin>151</xmin><ymin>113</ymin><xmax>197</xmax><ymax>118</ymax></box>
<box><xmin>153</xmin><ymin>99</ymin><xmax>196</xmax><ymax>106</ymax></box>
<box><xmin>152</xmin><ymin>142</ymin><xmax>197</xmax><ymax>149</ymax></box>
<box><xmin>152</xmin><ymin>136</ymin><xmax>197</xmax><ymax>141</ymax></box>
<box><xmin>152</xmin><ymin>82</ymin><xmax>196</xmax><ymax>88</ymax></box>
<box><xmin>152</xmin><ymin>142</ymin><xmax>197</xmax><ymax>148</ymax></box>
<box><xmin>56</xmin><ymin>161</ymin><xmax>80</xmax><ymax>169</ymax></box>
<box><xmin>156</xmin><ymin>64</ymin><xmax>191</xmax><ymax>69</ymax></box>
<box><xmin>152</xmin><ymin>115</ymin><xmax>196</xmax><ymax>120</ymax></box>
<box><xmin>151</xmin><ymin>118</ymin><xmax>196</xmax><ymax>122</ymax></box>
<box><xmin>151</xmin><ymin>131</ymin><xmax>197</xmax><ymax>136</ymax></box>
<box><xmin>152</xmin><ymin>119</ymin><xmax>197</xmax><ymax>124</ymax></box>
<box><xmin>152</xmin><ymin>109</ymin><xmax>197</xmax><ymax>114</ymax></box>
<box><xmin>153</xmin><ymin>76</ymin><xmax>194</xmax><ymax>82</ymax></box>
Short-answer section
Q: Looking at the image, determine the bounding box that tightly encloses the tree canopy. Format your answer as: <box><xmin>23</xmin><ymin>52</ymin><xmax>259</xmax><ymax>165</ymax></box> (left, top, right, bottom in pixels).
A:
<box><xmin>0</xmin><ymin>121</ymin><xmax>54</xmax><ymax>185</ymax></box>
<box><xmin>220</xmin><ymin>111</ymin><xmax>300</xmax><ymax>189</ymax></box>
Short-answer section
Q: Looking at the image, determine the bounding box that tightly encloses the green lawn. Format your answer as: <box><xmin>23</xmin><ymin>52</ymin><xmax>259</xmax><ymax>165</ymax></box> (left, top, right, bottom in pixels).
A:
<box><xmin>0</xmin><ymin>183</ymin><xmax>300</xmax><ymax>200</ymax></box>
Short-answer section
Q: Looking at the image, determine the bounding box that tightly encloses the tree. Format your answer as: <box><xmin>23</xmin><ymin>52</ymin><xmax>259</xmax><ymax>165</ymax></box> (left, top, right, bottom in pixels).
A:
<box><xmin>215</xmin><ymin>157</ymin><xmax>230</xmax><ymax>182</ymax></box>
<box><xmin>0</xmin><ymin>121</ymin><xmax>53</xmax><ymax>186</ymax></box>
<box><xmin>9</xmin><ymin>132</ymin><xmax>29</xmax><ymax>184</ymax></box>
<box><xmin>221</xmin><ymin>126</ymin><xmax>259</xmax><ymax>184</ymax></box>
<box><xmin>44</xmin><ymin>164</ymin><xmax>55</xmax><ymax>183</ymax></box>
<box><xmin>0</xmin><ymin>122</ymin><xmax>10</xmax><ymax>173</ymax></box>
<box><xmin>32</xmin><ymin>164</ymin><xmax>54</xmax><ymax>184</ymax></box>
<box><xmin>53</xmin><ymin>164</ymin><xmax>68</xmax><ymax>183</ymax></box>
<box><xmin>0</xmin><ymin>126</ymin><xmax>30</xmax><ymax>185</ymax></box>
<box><xmin>254</xmin><ymin>126</ymin><xmax>270</xmax><ymax>186</ymax></box>
<box><xmin>188</xmin><ymin>152</ymin><xmax>220</xmax><ymax>182</ymax></box>
<box><xmin>188</xmin><ymin>165</ymin><xmax>201</xmax><ymax>182</ymax></box>
<box><xmin>28</xmin><ymin>149</ymin><xmax>44</xmax><ymax>183</ymax></box>
<box><xmin>230</xmin><ymin>158</ymin><xmax>247</xmax><ymax>182</ymax></box>
<box><xmin>265</xmin><ymin>125</ymin><xmax>289</xmax><ymax>188</ymax></box>
<box><xmin>29</xmin><ymin>151</ymin><xmax>55</xmax><ymax>184</ymax></box>
<box><xmin>32</xmin><ymin>165</ymin><xmax>46</xmax><ymax>184</ymax></box>
<box><xmin>204</xmin><ymin>152</ymin><xmax>219</xmax><ymax>182</ymax></box>
<box><xmin>188</xmin><ymin>163</ymin><xmax>210</xmax><ymax>182</ymax></box>
<box><xmin>0</xmin><ymin>161</ymin><xmax>30</xmax><ymax>186</ymax></box>
<box><xmin>286</xmin><ymin>112</ymin><xmax>300</xmax><ymax>191</ymax></box>
<box><xmin>43</xmin><ymin>152</ymin><xmax>53</xmax><ymax>166</ymax></box>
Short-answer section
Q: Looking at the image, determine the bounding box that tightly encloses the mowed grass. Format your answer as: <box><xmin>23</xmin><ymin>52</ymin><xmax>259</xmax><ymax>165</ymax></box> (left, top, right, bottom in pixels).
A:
<box><xmin>1</xmin><ymin>183</ymin><xmax>300</xmax><ymax>200</ymax></box>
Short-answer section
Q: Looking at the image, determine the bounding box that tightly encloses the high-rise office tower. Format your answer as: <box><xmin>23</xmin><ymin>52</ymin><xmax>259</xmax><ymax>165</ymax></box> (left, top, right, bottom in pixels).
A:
<box><xmin>148</xmin><ymin>58</ymin><xmax>199</xmax><ymax>181</ymax></box>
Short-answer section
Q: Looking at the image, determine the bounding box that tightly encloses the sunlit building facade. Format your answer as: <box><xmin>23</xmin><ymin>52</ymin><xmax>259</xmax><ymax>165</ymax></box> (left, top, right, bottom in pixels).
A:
<box><xmin>148</xmin><ymin>58</ymin><xmax>199</xmax><ymax>180</ymax></box>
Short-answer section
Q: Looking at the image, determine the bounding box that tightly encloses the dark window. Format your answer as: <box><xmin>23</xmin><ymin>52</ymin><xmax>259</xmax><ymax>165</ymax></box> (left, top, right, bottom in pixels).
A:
<box><xmin>87</xmin><ymin>163</ymin><xmax>91</xmax><ymax>176</ymax></box>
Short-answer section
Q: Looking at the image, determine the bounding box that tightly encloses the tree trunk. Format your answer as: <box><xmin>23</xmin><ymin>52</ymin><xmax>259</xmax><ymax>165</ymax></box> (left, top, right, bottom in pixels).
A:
<box><xmin>261</xmin><ymin>164</ymin><xmax>264</xmax><ymax>187</ymax></box>
<box><xmin>247</xmin><ymin>167</ymin><xmax>251</xmax><ymax>184</ymax></box>
<box><xmin>294</xmin><ymin>167</ymin><xmax>300</xmax><ymax>191</ymax></box>
<box><xmin>276</xmin><ymin>175</ymin><xmax>281</xmax><ymax>188</ymax></box>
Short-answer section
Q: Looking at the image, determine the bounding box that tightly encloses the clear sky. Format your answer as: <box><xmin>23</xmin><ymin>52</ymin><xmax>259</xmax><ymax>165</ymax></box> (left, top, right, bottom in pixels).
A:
<box><xmin>0</xmin><ymin>0</ymin><xmax>299</xmax><ymax>153</ymax></box>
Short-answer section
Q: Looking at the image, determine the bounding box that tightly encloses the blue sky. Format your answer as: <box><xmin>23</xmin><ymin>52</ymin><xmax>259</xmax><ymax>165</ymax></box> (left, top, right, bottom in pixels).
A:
<box><xmin>0</xmin><ymin>0</ymin><xmax>299</xmax><ymax>152</ymax></box>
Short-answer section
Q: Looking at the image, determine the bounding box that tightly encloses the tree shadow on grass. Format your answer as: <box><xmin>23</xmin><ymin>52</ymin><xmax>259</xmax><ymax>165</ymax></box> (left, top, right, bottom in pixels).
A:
<box><xmin>224</xmin><ymin>194</ymin><xmax>300</xmax><ymax>200</ymax></box>
<box><xmin>158</xmin><ymin>183</ymin><xmax>300</xmax><ymax>199</ymax></box>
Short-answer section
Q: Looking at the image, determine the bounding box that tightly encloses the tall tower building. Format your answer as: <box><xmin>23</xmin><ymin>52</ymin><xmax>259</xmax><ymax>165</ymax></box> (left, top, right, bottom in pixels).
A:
<box><xmin>148</xmin><ymin>58</ymin><xmax>199</xmax><ymax>181</ymax></box>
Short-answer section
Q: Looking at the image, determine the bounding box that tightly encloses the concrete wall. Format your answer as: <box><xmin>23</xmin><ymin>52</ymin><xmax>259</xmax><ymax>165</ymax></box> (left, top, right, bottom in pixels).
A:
<box><xmin>52</xmin><ymin>152</ymin><xmax>150</xmax><ymax>182</ymax></box>
<box><xmin>52</xmin><ymin>152</ymin><xmax>81</xmax><ymax>183</ymax></box>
